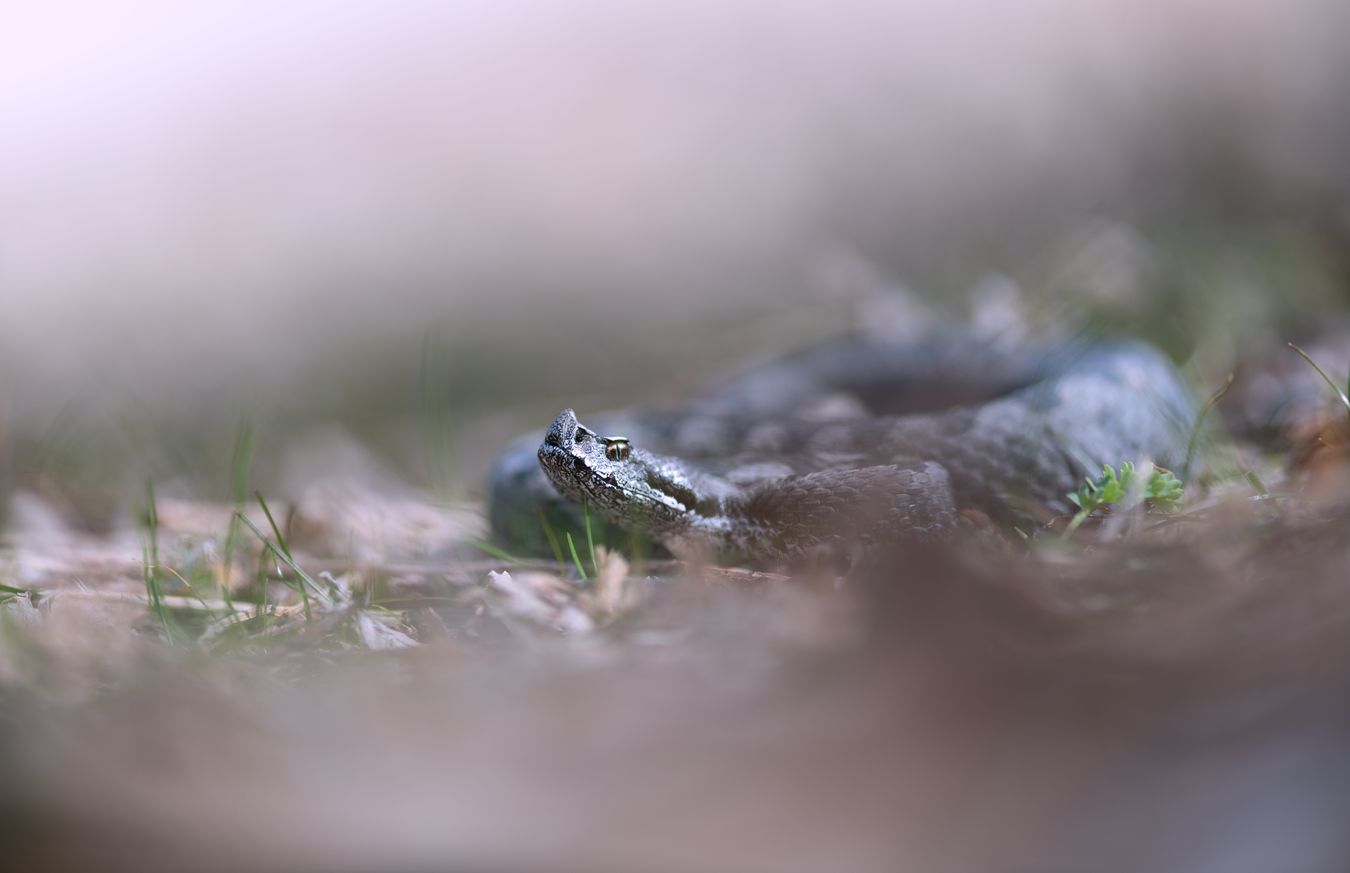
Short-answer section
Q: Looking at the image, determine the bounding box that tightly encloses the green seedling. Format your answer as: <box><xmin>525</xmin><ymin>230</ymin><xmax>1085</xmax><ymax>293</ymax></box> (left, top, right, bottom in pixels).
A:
<box><xmin>1065</xmin><ymin>462</ymin><xmax>1184</xmax><ymax>535</ymax></box>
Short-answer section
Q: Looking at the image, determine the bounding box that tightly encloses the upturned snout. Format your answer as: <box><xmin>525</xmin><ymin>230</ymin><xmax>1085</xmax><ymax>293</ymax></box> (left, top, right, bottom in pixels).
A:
<box><xmin>542</xmin><ymin>408</ymin><xmax>578</xmax><ymax>450</ymax></box>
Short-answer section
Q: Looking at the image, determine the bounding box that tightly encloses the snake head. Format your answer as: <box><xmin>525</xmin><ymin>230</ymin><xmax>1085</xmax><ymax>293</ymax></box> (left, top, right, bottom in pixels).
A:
<box><xmin>537</xmin><ymin>409</ymin><xmax>722</xmax><ymax>535</ymax></box>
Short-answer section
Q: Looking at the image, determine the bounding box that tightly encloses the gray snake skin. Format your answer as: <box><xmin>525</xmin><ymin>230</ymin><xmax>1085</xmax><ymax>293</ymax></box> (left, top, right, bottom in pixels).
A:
<box><xmin>490</xmin><ymin>329</ymin><xmax>1200</xmax><ymax>562</ymax></box>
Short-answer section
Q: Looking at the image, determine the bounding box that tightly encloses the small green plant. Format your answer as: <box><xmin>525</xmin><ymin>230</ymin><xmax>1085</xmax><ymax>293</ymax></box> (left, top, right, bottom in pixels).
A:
<box><xmin>1064</xmin><ymin>462</ymin><xmax>1184</xmax><ymax>535</ymax></box>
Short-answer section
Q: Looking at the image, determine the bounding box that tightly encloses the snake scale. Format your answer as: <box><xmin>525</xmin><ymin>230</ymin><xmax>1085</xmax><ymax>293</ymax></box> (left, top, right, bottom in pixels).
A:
<box><xmin>489</xmin><ymin>328</ymin><xmax>1200</xmax><ymax>563</ymax></box>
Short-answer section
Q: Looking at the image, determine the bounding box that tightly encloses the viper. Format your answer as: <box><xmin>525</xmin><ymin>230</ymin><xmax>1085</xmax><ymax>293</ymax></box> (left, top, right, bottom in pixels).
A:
<box><xmin>489</xmin><ymin>328</ymin><xmax>1200</xmax><ymax>563</ymax></box>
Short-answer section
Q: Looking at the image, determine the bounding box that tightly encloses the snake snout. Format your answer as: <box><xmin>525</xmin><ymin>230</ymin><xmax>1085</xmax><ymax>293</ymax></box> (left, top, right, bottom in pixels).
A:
<box><xmin>543</xmin><ymin>409</ymin><xmax>579</xmax><ymax>449</ymax></box>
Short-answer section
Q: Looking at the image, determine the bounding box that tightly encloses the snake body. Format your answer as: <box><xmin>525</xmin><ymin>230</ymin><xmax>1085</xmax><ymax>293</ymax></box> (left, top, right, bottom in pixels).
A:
<box><xmin>491</xmin><ymin>330</ymin><xmax>1199</xmax><ymax>562</ymax></box>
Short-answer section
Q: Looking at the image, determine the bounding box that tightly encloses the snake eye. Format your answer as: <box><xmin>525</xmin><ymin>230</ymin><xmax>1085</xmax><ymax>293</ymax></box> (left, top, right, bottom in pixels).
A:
<box><xmin>604</xmin><ymin>438</ymin><xmax>631</xmax><ymax>461</ymax></box>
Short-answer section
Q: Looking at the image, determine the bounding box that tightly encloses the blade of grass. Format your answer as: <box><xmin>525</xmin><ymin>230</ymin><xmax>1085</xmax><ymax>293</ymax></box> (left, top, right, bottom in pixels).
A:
<box><xmin>1183</xmin><ymin>372</ymin><xmax>1234</xmax><ymax>480</ymax></box>
<box><xmin>255</xmin><ymin>492</ymin><xmax>311</xmax><ymax>623</ymax></box>
<box><xmin>152</xmin><ymin>565</ymin><xmax>224</xmax><ymax>614</ymax></box>
<box><xmin>255</xmin><ymin>554</ymin><xmax>269</xmax><ymax>619</ymax></box>
<box><xmin>220</xmin><ymin>561</ymin><xmax>236</xmax><ymax>615</ymax></box>
<box><xmin>140</xmin><ymin>480</ymin><xmax>172</xmax><ymax>638</ymax></box>
<box><xmin>565</xmin><ymin>532</ymin><xmax>589</xmax><ymax>581</ymax></box>
<box><xmin>142</xmin><ymin>539</ymin><xmax>161</xmax><ymax>622</ymax></box>
<box><xmin>234</xmin><ymin>508</ymin><xmax>326</xmax><ymax>621</ymax></box>
<box><xmin>537</xmin><ymin>508</ymin><xmax>566</xmax><ymax>565</ymax></box>
<box><xmin>136</xmin><ymin>566</ymin><xmax>216</xmax><ymax>615</ymax></box>
<box><xmin>1062</xmin><ymin>508</ymin><xmax>1091</xmax><ymax>537</ymax></box>
<box><xmin>467</xmin><ymin>538</ymin><xmax>522</xmax><ymax>566</ymax></box>
<box><xmin>231</xmin><ymin>420</ymin><xmax>255</xmax><ymax>503</ymax></box>
<box><xmin>1289</xmin><ymin>342</ymin><xmax>1350</xmax><ymax>420</ymax></box>
<box><xmin>255</xmin><ymin>491</ymin><xmax>294</xmax><ymax>558</ymax></box>
<box><xmin>583</xmin><ymin>499</ymin><xmax>598</xmax><ymax>574</ymax></box>
<box><xmin>221</xmin><ymin>418</ymin><xmax>254</xmax><ymax>591</ymax></box>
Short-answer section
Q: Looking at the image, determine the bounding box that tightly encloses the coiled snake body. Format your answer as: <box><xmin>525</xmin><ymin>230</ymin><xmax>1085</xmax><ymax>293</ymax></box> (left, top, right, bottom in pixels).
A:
<box><xmin>490</xmin><ymin>330</ymin><xmax>1199</xmax><ymax>562</ymax></box>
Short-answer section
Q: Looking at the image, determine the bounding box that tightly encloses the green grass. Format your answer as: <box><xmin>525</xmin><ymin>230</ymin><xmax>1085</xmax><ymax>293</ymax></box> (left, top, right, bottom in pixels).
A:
<box><xmin>235</xmin><ymin>497</ymin><xmax>330</xmax><ymax>623</ymax></box>
<box><xmin>565</xmin><ymin>532</ymin><xmax>589</xmax><ymax>581</ymax></box>
<box><xmin>140</xmin><ymin>479</ymin><xmax>173</xmax><ymax>638</ymax></box>
<box><xmin>527</xmin><ymin>500</ymin><xmax>615</xmax><ymax>577</ymax></box>
<box><xmin>583</xmin><ymin>499</ymin><xmax>598</xmax><ymax>574</ymax></box>
<box><xmin>220</xmin><ymin>418</ymin><xmax>255</xmax><ymax>595</ymax></box>
<box><xmin>104</xmin><ymin>429</ymin><xmax>477</xmax><ymax>657</ymax></box>
<box><xmin>468</xmin><ymin>538</ymin><xmax>522</xmax><ymax>565</ymax></box>
<box><xmin>127</xmin><ymin>493</ymin><xmax>430</xmax><ymax>655</ymax></box>
<box><xmin>254</xmin><ymin>492</ymin><xmax>313</xmax><ymax>623</ymax></box>
<box><xmin>537</xmin><ymin>509</ymin><xmax>566</xmax><ymax>565</ymax></box>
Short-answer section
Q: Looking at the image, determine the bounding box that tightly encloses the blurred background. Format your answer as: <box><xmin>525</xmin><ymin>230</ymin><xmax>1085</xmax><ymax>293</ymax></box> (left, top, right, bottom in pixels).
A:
<box><xmin>4</xmin><ymin>0</ymin><xmax>1350</xmax><ymax>518</ymax></box>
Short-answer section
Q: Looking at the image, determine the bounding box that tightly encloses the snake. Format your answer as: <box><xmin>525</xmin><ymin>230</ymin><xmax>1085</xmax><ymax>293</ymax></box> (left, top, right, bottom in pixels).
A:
<box><xmin>489</xmin><ymin>327</ymin><xmax>1200</xmax><ymax>563</ymax></box>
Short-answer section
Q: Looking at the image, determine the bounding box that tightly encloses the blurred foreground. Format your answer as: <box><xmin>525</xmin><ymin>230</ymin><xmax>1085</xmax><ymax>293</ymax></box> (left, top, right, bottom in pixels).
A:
<box><xmin>8</xmin><ymin>494</ymin><xmax>1350</xmax><ymax>872</ymax></box>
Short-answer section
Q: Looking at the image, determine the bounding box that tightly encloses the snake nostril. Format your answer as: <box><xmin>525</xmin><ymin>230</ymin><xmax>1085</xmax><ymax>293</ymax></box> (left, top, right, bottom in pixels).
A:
<box><xmin>544</xmin><ymin>409</ymin><xmax>579</xmax><ymax>448</ymax></box>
